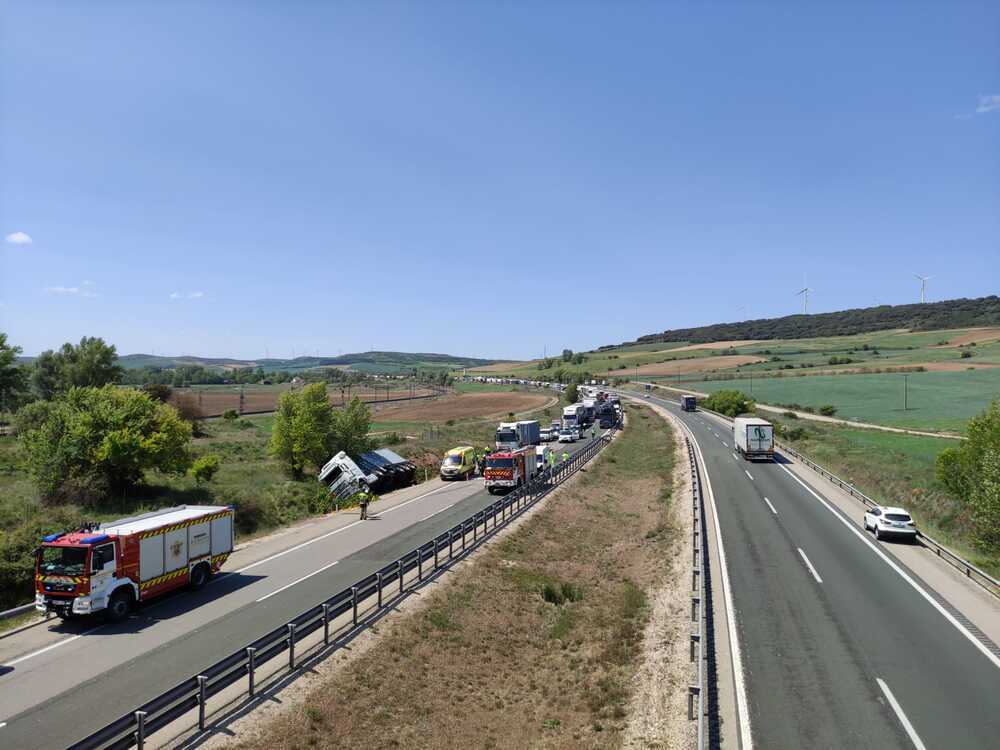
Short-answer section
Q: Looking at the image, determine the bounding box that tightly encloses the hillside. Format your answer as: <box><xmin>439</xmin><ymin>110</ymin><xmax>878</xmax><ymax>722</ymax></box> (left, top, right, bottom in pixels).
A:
<box><xmin>620</xmin><ymin>295</ymin><xmax>1000</xmax><ymax>347</ymax></box>
<box><xmin>115</xmin><ymin>350</ymin><xmax>497</xmax><ymax>374</ymax></box>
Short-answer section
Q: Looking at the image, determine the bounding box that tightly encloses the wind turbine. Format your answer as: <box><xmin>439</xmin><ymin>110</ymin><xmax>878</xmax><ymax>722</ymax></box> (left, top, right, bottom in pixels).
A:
<box><xmin>915</xmin><ymin>274</ymin><xmax>932</xmax><ymax>304</ymax></box>
<box><xmin>797</xmin><ymin>286</ymin><xmax>812</xmax><ymax>314</ymax></box>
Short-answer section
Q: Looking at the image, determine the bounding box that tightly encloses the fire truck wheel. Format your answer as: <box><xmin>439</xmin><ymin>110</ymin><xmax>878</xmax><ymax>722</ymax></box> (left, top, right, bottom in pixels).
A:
<box><xmin>189</xmin><ymin>563</ymin><xmax>211</xmax><ymax>591</ymax></box>
<box><xmin>106</xmin><ymin>589</ymin><xmax>134</xmax><ymax>622</ymax></box>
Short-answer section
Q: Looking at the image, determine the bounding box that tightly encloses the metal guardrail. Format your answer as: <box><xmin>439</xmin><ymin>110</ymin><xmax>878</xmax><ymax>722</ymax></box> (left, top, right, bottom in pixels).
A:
<box><xmin>686</xmin><ymin>437</ymin><xmax>707</xmax><ymax>749</ymax></box>
<box><xmin>66</xmin><ymin>421</ymin><xmax>621</xmax><ymax>750</ymax></box>
<box><xmin>664</xmin><ymin>391</ymin><xmax>1000</xmax><ymax>601</ymax></box>
<box><xmin>0</xmin><ymin>603</ymin><xmax>35</xmax><ymax>621</ymax></box>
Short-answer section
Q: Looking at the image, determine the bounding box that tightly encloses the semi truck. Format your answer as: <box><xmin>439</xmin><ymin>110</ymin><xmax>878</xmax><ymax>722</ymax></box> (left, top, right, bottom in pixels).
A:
<box><xmin>484</xmin><ymin>446</ymin><xmax>538</xmax><ymax>493</ymax></box>
<box><xmin>495</xmin><ymin>420</ymin><xmax>541</xmax><ymax>450</ymax></box>
<box><xmin>581</xmin><ymin>398</ymin><xmax>597</xmax><ymax>424</ymax></box>
<box><xmin>680</xmin><ymin>394</ymin><xmax>697</xmax><ymax>411</ymax></box>
<box><xmin>733</xmin><ymin>417</ymin><xmax>774</xmax><ymax>461</ymax></box>
<box><xmin>562</xmin><ymin>404</ymin><xmax>585</xmax><ymax>431</ymax></box>
<box><xmin>319</xmin><ymin>448</ymin><xmax>416</xmax><ymax>499</ymax></box>
<box><xmin>35</xmin><ymin>505</ymin><xmax>234</xmax><ymax>621</ymax></box>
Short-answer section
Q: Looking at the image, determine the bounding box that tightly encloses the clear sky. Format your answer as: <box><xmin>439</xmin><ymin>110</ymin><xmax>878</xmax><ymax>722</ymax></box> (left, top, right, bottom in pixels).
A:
<box><xmin>2</xmin><ymin>2</ymin><xmax>998</xmax><ymax>360</ymax></box>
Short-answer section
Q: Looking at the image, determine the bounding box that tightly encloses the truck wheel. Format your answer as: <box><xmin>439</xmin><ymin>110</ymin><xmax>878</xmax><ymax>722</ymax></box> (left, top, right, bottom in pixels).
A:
<box><xmin>106</xmin><ymin>589</ymin><xmax>133</xmax><ymax>622</ymax></box>
<box><xmin>189</xmin><ymin>563</ymin><xmax>211</xmax><ymax>591</ymax></box>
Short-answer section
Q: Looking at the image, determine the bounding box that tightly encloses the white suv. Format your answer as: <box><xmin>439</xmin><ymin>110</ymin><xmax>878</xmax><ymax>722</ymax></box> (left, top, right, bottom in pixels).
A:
<box><xmin>863</xmin><ymin>505</ymin><xmax>917</xmax><ymax>541</ymax></box>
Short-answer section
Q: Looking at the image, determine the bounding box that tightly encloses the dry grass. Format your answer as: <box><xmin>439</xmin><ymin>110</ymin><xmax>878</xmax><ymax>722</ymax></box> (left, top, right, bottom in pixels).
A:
<box><xmin>235</xmin><ymin>404</ymin><xmax>677</xmax><ymax>750</ymax></box>
<box><xmin>932</xmin><ymin>327</ymin><xmax>1000</xmax><ymax>347</ymax></box>
<box><xmin>663</xmin><ymin>340</ymin><xmax>763</xmax><ymax>352</ymax></box>
<box><xmin>609</xmin><ymin>354</ymin><xmax>764</xmax><ymax>377</ymax></box>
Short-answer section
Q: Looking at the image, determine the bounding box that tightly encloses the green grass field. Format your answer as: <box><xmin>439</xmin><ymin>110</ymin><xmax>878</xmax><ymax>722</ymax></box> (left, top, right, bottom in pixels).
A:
<box><xmin>683</xmin><ymin>369</ymin><xmax>999</xmax><ymax>431</ymax></box>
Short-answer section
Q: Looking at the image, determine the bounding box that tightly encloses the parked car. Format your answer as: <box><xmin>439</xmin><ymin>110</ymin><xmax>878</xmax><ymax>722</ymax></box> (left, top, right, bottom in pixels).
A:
<box><xmin>863</xmin><ymin>505</ymin><xmax>917</xmax><ymax>541</ymax></box>
<box><xmin>539</xmin><ymin>428</ymin><xmax>557</xmax><ymax>442</ymax></box>
<box><xmin>558</xmin><ymin>428</ymin><xmax>576</xmax><ymax>443</ymax></box>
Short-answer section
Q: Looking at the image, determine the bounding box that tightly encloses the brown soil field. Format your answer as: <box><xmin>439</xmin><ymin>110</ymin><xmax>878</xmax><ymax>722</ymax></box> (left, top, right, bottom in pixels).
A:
<box><xmin>611</xmin><ymin>354</ymin><xmax>764</xmax><ymax>376</ymax></box>
<box><xmin>664</xmin><ymin>339</ymin><xmax>763</xmax><ymax>352</ymax></box>
<box><xmin>369</xmin><ymin>391</ymin><xmax>551</xmax><ymax>422</ymax></box>
<box><xmin>934</xmin><ymin>327</ymin><xmax>1000</xmax><ymax>347</ymax></box>
<box><xmin>171</xmin><ymin>386</ymin><xmax>437</xmax><ymax>418</ymax></box>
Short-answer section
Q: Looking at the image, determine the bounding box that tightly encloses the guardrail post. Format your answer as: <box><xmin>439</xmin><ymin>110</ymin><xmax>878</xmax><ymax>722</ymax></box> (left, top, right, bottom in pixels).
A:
<box><xmin>448</xmin><ymin>531</ymin><xmax>454</xmax><ymax>561</ymax></box>
<box><xmin>246</xmin><ymin>647</ymin><xmax>257</xmax><ymax>696</ymax></box>
<box><xmin>474</xmin><ymin>514</ymin><xmax>479</xmax><ymax>543</ymax></box>
<box><xmin>461</xmin><ymin>521</ymin><xmax>467</xmax><ymax>552</ymax></box>
<box><xmin>692</xmin><ymin>567</ymin><xmax>700</xmax><ymax>592</ymax></box>
<box><xmin>434</xmin><ymin>540</ymin><xmax>440</xmax><ymax>571</ymax></box>
<box><xmin>134</xmin><ymin>710</ymin><xmax>147</xmax><ymax>750</ymax></box>
<box><xmin>351</xmin><ymin>586</ymin><xmax>358</xmax><ymax>627</ymax></box>
<box><xmin>377</xmin><ymin>572</ymin><xmax>383</xmax><ymax>609</ymax></box>
<box><xmin>398</xmin><ymin>560</ymin><xmax>404</xmax><ymax>594</ymax></box>
<box><xmin>691</xmin><ymin>596</ymin><xmax>700</xmax><ymax>622</ymax></box>
<box><xmin>288</xmin><ymin>623</ymin><xmax>297</xmax><ymax>670</ymax></box>
<box><xmin>418</xmin><ymin>547</ymin><xmax>424</xmax><ymax>581</ymax></box>
<box><xmin>197</xmin><ymin>675</ymin><xmax>208</xmax><ymax>731</ymax></box>
<box><xmin>322</xmin><ymin>604</ymin><xmax>330</xmax><ymax>645</ymax></box>
<box><xmin>688</xmin><ymin>685</ymin><xmax>700</xmax><ymax>720</ymax></box>
<box><xmin>689</xmin><ymin>633</ymin><xmax>700</xmax><ymax>662</ymax></box>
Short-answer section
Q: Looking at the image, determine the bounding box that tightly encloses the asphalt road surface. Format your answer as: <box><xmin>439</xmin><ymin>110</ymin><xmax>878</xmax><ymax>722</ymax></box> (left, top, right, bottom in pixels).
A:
<box><xmin>635</xmin><ymin>391</ymin><xmax>1000</xmax><ymax>750</ymax></box>
<box><xmin>0</xmin><ymin>429</ymin><xmax>604</xmax><ymax>750</ymax></box>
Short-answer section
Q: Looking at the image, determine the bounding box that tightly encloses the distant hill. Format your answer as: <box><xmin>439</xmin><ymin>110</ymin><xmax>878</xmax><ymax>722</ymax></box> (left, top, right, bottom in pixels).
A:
<box><xmin>621</xmin><ymin>296</ymin><xmax>1000</xmax><ymax>347</ymax></box>
<box><xmin>115</xmin><ymin>351</ymin><xmax>497</xmax><ymax>375</ymax></box>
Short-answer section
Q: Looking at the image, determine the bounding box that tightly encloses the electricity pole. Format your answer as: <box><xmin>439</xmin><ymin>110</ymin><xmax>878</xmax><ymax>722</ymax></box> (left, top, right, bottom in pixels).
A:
<box><xmin>903</xmin><ymin>374</ymin><xmax>908</xmax><ymax>411</ymax></box>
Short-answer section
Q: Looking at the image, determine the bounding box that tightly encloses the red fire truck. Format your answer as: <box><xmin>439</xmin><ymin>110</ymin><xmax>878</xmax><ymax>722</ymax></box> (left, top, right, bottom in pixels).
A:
<box><xmin>35</xmin><ymin>505</ymin><xmax>234</xmax><ymax>621</ymax></box>
<box><xmin>484</xmin><ymin>446</ymin><xmax>538</xmax><ymax>494</ymax></box>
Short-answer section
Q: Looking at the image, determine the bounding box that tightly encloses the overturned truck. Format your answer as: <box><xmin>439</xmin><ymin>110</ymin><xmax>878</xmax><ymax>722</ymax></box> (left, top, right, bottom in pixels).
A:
<box><xmin>318</xmin><ymin>448</ymin><xmax>417</xmax><ymax>500</ymax></box>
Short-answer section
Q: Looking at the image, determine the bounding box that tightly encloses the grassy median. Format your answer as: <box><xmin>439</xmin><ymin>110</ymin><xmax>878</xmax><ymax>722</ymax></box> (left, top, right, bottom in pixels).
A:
<box><xmin>234</xmin><ymin>403</ymin><xmax>676</xmax><ymax>749</ymax></box>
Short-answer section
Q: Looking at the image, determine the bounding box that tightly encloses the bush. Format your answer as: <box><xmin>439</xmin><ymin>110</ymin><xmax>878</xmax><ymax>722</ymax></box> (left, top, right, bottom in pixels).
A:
<box><xmin>786</xmin><ymin>427</ymin><xmax>807</xmax><ymax>441</ymax></box>
<box><xmin>141</xmin><ymin>383</ymin><xmax>173</xmax><ymax>403</ymax></box>
<box><xmin>783</xmin><ymin>411</ymin><xmax>798</xmax><ymax>419</ymax></box>
<box><xmin>818</xmin><ymin>405</ymin><xmax>837</xmax><ymax>417</ymax></box>
<box><xmin>381</xmin><ymin>432</ymin><xmax>402</xmax><ymax>445</ymax></box>
<box><xmin>190</xmin><ymin>454</ymin><xmax>221</xmax><ymax>484</ymax></box>
<box><xmin>223</xmin><ymin>409</ymin><xmax>239</xmax><ymax>421</ymax></box>
<box><xmin>701</xmin><ymin>390</ymin><xmax>754</xmax><ymax>417</ymax></box>
<box><xmin>961</xmin><ymin>350</ymin><xmax>973</xmax><ymax>359</ymax></box>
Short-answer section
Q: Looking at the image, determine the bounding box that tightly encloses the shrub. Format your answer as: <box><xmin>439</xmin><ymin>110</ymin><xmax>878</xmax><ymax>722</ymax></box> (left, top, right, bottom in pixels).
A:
<box><xmin>786</xmin><ymin>427</ymin><xmax>806</xmax><ymax>441</ymax></box>
<box><xmin>190</xmin><ymin>454</ymin><xmax>221</xmax><ymax>484</ymax></box>
<box><xmin>141</xmin><ymin>383</ymin><xmax>173</xmax><ymax>403</ymax></box>
<box><xmin>381</xmin><ymin>432</ymin><xmax>402</xmax><ymax>445</ymax></box>
<box><xmin>701</xmin><ymin>390</ymin><xmax>754</xmax><ymax>418</ymax></box>
<box><xmin>961</xmin><ymin>350</ymin><xmax>973</xmax><ymax>359</ymax></box>
<box><xmin>222</xmin><ymin>408</ymin><xmax>239</xmax><ymax>421</ymax></box>
<box><xmin>783</xmin><ymin>411</ymin><xmax>798</xmax><ymax>419</ymax></box>
<box><xmin>818</xmin><ymin>405</ymin><xmax>837</xmax><ymax>417</ymax></box>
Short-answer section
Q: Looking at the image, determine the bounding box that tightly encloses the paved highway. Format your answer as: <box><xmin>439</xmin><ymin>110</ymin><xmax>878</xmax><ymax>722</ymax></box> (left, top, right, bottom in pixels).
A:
<box><xmin>637</xmin><ymin>391</ymin><xmax>1000</xmax><ymax>749</ymax></box>
<box><xmin>0</xmin><ymin>430</ymin><xmax>604</xmax><ymax>750</ymax></box>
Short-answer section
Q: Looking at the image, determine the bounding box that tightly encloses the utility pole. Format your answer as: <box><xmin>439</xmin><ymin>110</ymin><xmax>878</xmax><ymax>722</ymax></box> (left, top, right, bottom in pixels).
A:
<box><xmin>903</xmin><ymin>374</ymin><xmax>908</xmax><ymax>411</ymax></box>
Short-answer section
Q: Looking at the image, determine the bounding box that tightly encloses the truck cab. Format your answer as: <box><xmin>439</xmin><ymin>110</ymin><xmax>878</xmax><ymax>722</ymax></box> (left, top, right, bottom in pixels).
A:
<box><xmin>35</xmin><ymin>530</ymin><xmax>131</xmax><ymax>620</ymax></box>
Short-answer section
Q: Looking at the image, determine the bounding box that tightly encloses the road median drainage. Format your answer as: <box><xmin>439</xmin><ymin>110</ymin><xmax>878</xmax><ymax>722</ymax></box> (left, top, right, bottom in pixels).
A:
<box><xmin>222</xmin><ymin>404</ymin><xmax>684</xmax><ymax>750</ymax></box>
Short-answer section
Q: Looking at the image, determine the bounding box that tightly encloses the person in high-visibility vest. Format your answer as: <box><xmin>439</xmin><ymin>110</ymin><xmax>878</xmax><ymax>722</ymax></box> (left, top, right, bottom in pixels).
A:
<box><xmin>548</xmin><ymin>450</ymin><xmax>558</xmax><ymax>470</ymax></box>
<box><xmin>562</xmin><ymin>450</ymin><xmax>570</xmax><ymax>463</ymax></box>
<box><xmin>590</xmin><ymin>426</ymin><xmax>596</xmax><ymax>439</ymax></box>
<box><xmin>357</xmin><ymin>487</ymin><xmax>372</xmax><ymax>520</ymax></box>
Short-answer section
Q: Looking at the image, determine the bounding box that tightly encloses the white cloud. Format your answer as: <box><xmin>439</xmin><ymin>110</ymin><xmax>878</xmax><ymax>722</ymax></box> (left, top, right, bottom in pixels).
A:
<box><xmin>80</xmin><ymin>281</ymin><xmax>99</xmax><ymax>298</ymax></box>
<box><xmin>45</xmin><ymin>280</ymin><xmax>99</xmax><ymax>297</ymax></box>
<box><xmin>169</xmin><ymin>291</ymin><xmax>182</xmax><ymax>299</ymax></box>
<box><xmin>45</xmin><ymin>285</ymin><xmax>80</xmax><ymax>295</ymax></box>
<box><xmin>188</xmin><ymin>291</ymin><xmax>205</xmax><ymax>299</ymax></box>
<box><xmin>5</xmin><ymin>231</ymin><xmax>33</xmax><ymax>245</ymax></box>
<box><xmin>976</xmin><ymin>94</ymin><xmax>1000</xmax><ymax>113</ymax></box>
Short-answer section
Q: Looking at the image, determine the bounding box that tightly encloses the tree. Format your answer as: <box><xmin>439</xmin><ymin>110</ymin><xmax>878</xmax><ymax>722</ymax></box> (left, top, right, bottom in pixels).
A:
<box><xmin>269</xmin><ymin>383</ymin><xmax>336</xmax><ymax>479</ymax></box>
<box><xmin>937</xmin><ymin>399</ymin><xmax>1000</xmax><ymax>552</ymax></box>
<box><xmin>564</xmin><ymin>383</ymin><xmax>578</xmax><ymax>404</ymax></box>
<box><xmin>702</xmin><ymin>390</ymin><xmax>754</xmax><ymax>417</ymax></box>
<box><xmin>818</xmin><ymin>405</ymin><xmax>837</xmax><ymax>416</ymax></box>
<box><xmin>16</xmin><ymin>385</ymin><xmax>192</xmax><ymax>501</ymax></box>
<box><xmin>331</xmin><ymin>396</ymin><xmax>375</xmax><ymax>459</ymax></box>
<box><xmin>561</xmin><ymin>349</ymin><xmax>574</xmax><ymax>362</ymax></box>
<box><xmin>190</xmin><ymin>454</ymin><xmax>221</xmax><ymax>484</ymax></box>
<box><xmin>59</xmin><ymin>337</ymin><xmax>123</xmax><ymax>389</ymax></box>
<box><xmin>30</xmin><ymin>350</ymin><xmax>63</xmax><ymax>400</ymax></box>
<box><xmin>141</xmin><ymin>383</ymin><xmax>173</xmax><ymax>403</ymax></box>
<box><xmin>572</xmin><ymin>352</ymin><xmax>585</xmax><ymax>365</ymax></box>
<box><xmin>0</xmin><ymin>333</ymin><xmax>28</xmax><ymax>414</ymax></box>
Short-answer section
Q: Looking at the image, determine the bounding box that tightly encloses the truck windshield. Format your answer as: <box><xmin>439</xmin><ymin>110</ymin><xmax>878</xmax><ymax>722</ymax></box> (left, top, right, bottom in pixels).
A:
<box><xmin>38</xmin><ymin>546</ymin><xmax>88</xmax><ymax>576</ymax></box>
<box><xmin>487</xmin><ymin>458</ymin><xmax>514</xmax><ymax>469</ymax></box>
<box><xmin>496</xmin><ymin>430</ymin><xmax>517</xmax><ymax>442</ymax></box>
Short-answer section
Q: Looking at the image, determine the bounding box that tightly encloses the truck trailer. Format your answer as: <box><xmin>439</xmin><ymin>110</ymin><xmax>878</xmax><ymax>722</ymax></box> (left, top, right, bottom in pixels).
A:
<box><xmin>680</xmin><ymin>394</ymin><xmax>697</xmax><ymax>412</ymax></box>
<box><xmin>733</xmin><ymin>417</ymin><xmax>774</xmax><ymax>461</ymax></box>
<box><xmin>319</xmin><ymin>448</ymin><xmax>416</xmax><ymax>499</ymax></box>
<box><xmin>35</xmin><ymin>505</ymin><xmax>234</xmax><ymax>621</ymax></box>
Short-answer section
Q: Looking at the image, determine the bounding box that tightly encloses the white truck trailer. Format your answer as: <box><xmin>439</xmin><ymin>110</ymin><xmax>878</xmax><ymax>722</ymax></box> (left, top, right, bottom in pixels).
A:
<box><xmin>562</xmin><ymin>403</ymin><xmax>585</xmax><ymax>431</ymax></box>
<box><xmin>733</xmin><ymin>417</ymin><xmax>774</xmax><ymax>461</ymax></box>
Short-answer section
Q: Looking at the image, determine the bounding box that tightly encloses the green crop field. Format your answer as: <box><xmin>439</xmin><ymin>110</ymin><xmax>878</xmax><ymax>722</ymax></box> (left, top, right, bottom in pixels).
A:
<box><xmin>688</xmin><ymin>369</ymin><xmax>1000</xmax><ymax>431</ymax></box>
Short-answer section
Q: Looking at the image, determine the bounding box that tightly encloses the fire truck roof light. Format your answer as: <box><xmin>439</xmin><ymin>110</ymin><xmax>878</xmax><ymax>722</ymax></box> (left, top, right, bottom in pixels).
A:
<box><xmin>41</xmin><ymin>532</ymin><xmax>65</xmax><ymax>543</ymax></box>
<box><xmin>79</xmin><ymin>534</ymin><xmax>110</xmax><ymax>545</ymax></box>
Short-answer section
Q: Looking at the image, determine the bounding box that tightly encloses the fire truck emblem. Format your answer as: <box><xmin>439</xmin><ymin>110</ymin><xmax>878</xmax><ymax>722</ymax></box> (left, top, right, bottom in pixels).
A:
<box><xmin>170</xmin><ymin>540</ymin><xmax>183</xmax><ymax>557</ymax></box>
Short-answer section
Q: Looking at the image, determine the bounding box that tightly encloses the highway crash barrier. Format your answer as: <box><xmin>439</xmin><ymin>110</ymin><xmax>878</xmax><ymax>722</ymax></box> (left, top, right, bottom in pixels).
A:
<box><xmin>66</xmin><ymin>419</ymin><xmax>623</xmax><ymax>750</ymax></box>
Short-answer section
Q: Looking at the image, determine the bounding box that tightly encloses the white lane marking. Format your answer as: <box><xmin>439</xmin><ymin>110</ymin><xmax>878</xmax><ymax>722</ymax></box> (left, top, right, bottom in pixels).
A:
<box><xmin>763</xmin><ymin>497</ymin><xmax>777</xmax><ymax>515</ymax></box>
<box><xmin>255</xmin><ymin>560</ymin><xmax>339</xmax><ymax>603</ymax></box>
<box><xmin>732</xmin><ymin>453</ymin><xmax>738</xmax><ymax>461</ymax></box>
<box><xmin>0</xmin><ymin>721</ymin><xmax>7</xmax><ymax>728</ymax></box>
<box><xmin>876</xmin><ymin>678</ymin><xmax>927</xmax><ymax>750</ymax></box>
<box><xmin>744</xmin><ymin>469</ymin><xmax>754</xmax><ymax>481</ymax></box>
<box><xmin>721</xmin><ymin>441</ymin><xmax>728</xmax><ymax>448</ymax></box>
<box><xmin>677</xmin><ymin>417</ymin><xmax>755</xmax><ymax>748</ymax></box>
<box><xmin>236</xmin><ymin>483</ymin><xmax>452</xmax><ymax>574</ymax></box>
<box><xmin>777</xmin><ymin>462</ymin><xmax>1000</xmax><ymax>670</ymax></box>
<box><xmin>4</xmin><ymin>628</ymin><xmax>98</xmax><ymax>667</ymax></box>
<box><xmin>797</xmin><ymin>548</ymin><xmax>823</xmax><ymax>584</ymax></box>
<box><xmin>420</xmin><ymin>502</ymin><xmax>456</xmax><ymax>522</ymax></box>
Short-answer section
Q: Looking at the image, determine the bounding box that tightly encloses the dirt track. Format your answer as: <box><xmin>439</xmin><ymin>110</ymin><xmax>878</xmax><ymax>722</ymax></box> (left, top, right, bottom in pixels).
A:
<box><xmin>608</xmin><ymin>354</ymin><xmax>765</xmax><ymax>376</ymax></box>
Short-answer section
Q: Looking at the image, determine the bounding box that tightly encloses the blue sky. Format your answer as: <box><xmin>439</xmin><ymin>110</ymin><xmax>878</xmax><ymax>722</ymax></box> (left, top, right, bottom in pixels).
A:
<box><xmin>2</xmin><ymin>2</ymin><xmax>998</xmax><ymax>360</ymax></box>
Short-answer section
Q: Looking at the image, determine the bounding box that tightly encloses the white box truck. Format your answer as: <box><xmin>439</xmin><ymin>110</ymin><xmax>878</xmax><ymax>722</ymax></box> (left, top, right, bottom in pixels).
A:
<box><xmin>733</xmin><ymin>417</ymin><xmax>774</xmax><ymax>461</ymax></box>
